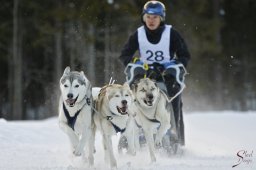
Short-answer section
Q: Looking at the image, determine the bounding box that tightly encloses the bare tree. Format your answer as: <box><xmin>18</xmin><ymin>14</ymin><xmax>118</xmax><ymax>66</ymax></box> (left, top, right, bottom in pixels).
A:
<box><xmin>54</xmin><ymin>21</ymin><xmax>63</xmax><ymax>84</ymax></box>
<box><xmin>104</xmin><ymin>23</ymin><xmax>111</xmax><ymax>83</ymax></box>
<box><xmin>11</xmin><ymin>0</ymin><xmax>23</xmax><ymax>119</ymax></box>
<box><xmin>87</xmin><ymin>24</ymin><xmax>96</xmax><ymax>84</ymax></box>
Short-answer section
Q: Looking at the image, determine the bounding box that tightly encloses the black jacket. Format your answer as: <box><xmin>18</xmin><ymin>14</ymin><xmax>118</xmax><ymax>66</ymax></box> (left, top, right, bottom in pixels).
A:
<box><xmin>119</xmin><ymin>25</ymin><xmax>191</xmax><ymax>67</ymax></box>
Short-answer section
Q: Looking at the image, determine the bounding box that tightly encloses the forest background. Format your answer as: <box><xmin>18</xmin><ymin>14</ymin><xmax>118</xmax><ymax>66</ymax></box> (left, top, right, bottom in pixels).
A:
<box><xmin>1</xmin><ymin>0</ymin><xmax>255</xmax><ymax>120</ymax></box>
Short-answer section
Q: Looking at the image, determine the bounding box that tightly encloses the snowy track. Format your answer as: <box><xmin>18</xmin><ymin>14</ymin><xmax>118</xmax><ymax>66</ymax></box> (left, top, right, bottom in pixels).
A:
<box><xmin>0</xmin><ymin>111</ymin><xmax>255</xmax><ymax>170</ymax></box>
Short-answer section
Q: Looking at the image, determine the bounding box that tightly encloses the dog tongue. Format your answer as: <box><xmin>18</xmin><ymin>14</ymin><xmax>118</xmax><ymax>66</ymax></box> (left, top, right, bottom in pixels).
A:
<box><xmin>117</xmin><ymin>106</ymin><xmax>127</xmax><ymax>115</ymax></box>
<box><xmin>144</xmin><ymin>99</ymin><xmax>153</xmax><ymax>106</ymax></box>
<box><xmin>120</xmin><ymin>107</ymin><xmax>126</xmax><ymax>113</ymax></box>
<box><xmin>66</xmin><ymin>99</ymin><xmax>75</xmax><ymax>105</ymax></box>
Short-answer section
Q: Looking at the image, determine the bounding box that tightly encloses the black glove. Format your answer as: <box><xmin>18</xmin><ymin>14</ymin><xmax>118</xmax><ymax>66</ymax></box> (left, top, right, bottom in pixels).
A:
<box><xmin>152</xmin><ymin>62</ymin><xmax>165</xmax><ymax>73</ymax></box>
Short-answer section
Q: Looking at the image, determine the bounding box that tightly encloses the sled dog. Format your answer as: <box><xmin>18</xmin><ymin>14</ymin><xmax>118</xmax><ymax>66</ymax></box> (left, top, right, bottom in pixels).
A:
<box><xmin>58</xmin><ymin>66</ymin><xmax>94</xmax><ymax>166</ymax></box>
<box><xmin>132</xmin><ymin>78</ymin><xmax>171</xmax><ymax>162</ymax></box>
<box><xmin>93</xmin><ymin>83</ymin><xmax>136</xmax><ymax>168</ymax></box>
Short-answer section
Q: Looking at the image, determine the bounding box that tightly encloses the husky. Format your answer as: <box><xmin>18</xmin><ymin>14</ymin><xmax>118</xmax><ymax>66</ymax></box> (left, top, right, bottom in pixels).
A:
<box><xmin>93</xmin><ymin>83</ymin><xmax>136</xmax><ymax>169</ymax></box>
<box><xmin>131</xmin><ymin>78</ymin><xmax>172</xmax><ymax>162</ymax></box>
<box><xmin>58</xmin><ymin>66</ymin><xmax>95</xmax><ymax>166</ymax></box>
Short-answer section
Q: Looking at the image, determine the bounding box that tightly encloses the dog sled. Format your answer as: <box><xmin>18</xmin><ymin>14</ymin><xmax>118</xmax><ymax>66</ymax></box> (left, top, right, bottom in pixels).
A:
<box><xmin>118</xmin><ymin>59</ymin><xmax>187</xmax><ymax>155</ymax></box>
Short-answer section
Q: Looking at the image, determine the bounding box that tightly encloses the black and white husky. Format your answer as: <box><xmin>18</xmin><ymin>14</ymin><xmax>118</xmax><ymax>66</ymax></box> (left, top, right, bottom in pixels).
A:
<box><xmin>58</xmin><ymin>66</ymin><xmax>94</xmax><ymax>166</ymax></box>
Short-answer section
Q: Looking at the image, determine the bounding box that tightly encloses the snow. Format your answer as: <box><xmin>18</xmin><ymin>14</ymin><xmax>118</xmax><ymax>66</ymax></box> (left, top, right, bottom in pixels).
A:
<box><xmin>0</xmin><ymin>111</ymin><xmax>255</xmax><ymax>170</ymax></box>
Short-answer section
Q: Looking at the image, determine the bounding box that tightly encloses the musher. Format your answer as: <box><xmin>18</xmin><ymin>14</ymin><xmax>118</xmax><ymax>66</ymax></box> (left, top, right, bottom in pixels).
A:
<box><xmin>119</xmin><ymin>0</ymin><xmax>191</xmax><ymax>147</ymax></box>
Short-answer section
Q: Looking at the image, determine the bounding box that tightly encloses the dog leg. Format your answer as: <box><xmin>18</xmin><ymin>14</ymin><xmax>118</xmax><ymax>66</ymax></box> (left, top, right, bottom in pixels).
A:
<box><xmin>134</xmin><ymin>128</ymin><xmax>141</xmax><ymax>150</ymax></box>
<box><xmin>125</xmin><ymin>116</ymin><xmax>136</xmax><ymax>155</ymax></box>
<box><xmin>102</xmin><ymin>134</ymin><xmax>110</xmax><ymax>167</ymax></box>
<box><xmin>80</xmin><ymin>127</ymin><xmax>95</xmax><ymax>167</ymax></box>
<box><xmin>59</xmin><ymin>122</ymin><xmax>79</xmax><ymax>151</ymax></box>
<box><xmin>155</xmin><ymin>98</ymin><xmax>171</xmax><ymax>147</ymax></box>
<box><xmin>74</xmin><ymin>108</ymin><xmax>93</xmax><ymax>157</ymax></box>
<box><xmin>144</xmin><ymin>129</ymin><xmax>156</xmax><ymax>162</ymax></box>
<box><xmin>155</xmin><ymin>119</ymin><xmax>171</xmax><ymax>147</ymax></box>
<box><xmin>87</xmin><ymin>126</ymin><xmax>96</xmax><ymax>166</ymax></box>
<box><xmin>103</xmin><ymin>134</ymin><xmax>117</xmax><ymax>169</ymax></box>
<box><xmin>73</xmin><ymin>126</ymin><xmax>91</xmax><ymax>156</ymax></box>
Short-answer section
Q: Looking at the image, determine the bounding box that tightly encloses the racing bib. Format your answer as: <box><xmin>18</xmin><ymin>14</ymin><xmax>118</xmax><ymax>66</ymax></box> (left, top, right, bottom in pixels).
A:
<box><xmin>138</xmin><ymin>25</ymin><xmax>172</xmax><ymax>64</ymax></box>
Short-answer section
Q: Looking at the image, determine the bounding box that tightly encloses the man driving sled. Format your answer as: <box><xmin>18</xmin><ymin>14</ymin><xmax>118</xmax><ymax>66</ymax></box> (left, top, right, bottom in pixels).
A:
<box><xmin>119</xmin><ymin>1</ymin><xmax>190</xmax><ymax>149</ymax></box>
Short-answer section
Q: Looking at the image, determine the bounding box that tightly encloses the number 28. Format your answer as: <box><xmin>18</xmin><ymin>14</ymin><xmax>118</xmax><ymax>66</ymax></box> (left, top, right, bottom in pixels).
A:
<box><xmin>146</xmin><ymin>50</ymin><xmax>164</xmax><ymax>62</ymax></box>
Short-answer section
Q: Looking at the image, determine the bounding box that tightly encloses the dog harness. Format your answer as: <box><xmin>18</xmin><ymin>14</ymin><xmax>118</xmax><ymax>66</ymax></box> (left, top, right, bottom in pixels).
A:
<box><xmin>92</xmin><ymin>104</ymin><xmax>127</xmax><ymax>134</ymax></box>
<box><xmin>63</xmin><ymin>95</ymin><xmax>91</xmax><ymax>131</ymax></box>
<box><xmin>63</xmin><ymin>103</ymin><xmax>81</xmax><ymax>131</ymax></box>
<box><xmin>134</xmin><ymin>92</ymin><xmax>161</xmax><ymax>125</ymax></box>
<box><xmin>106</xmin><ymin>111</ymin><xmax>127</xmax><ymax>134</ymax></box>
<box><xmin>111</xmin><ymin>122</ymin><xmax>126</xmax><ymax>134</ymax></box>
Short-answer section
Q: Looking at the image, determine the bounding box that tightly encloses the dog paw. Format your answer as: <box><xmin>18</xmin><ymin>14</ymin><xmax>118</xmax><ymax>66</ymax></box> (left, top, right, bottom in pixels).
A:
<box><xmin>127</xmin><ymin>149</ymin><xmax>136</xmax><ymax>156</ymax></box>
<box><xmin>154</xmin><ymin>135</ymin><xmax>162</xmax><ymax>147</ymax></box>
<box><xmin>110</xmin><ymin>161</ymin><xmax>117</xmax><ymax>170</ymax></box>
<box><xmin>150</xmin><ymin>155</ymin><xmax>156</xmax><ymax>163</ymax></box>
<box><xmin>73</xmin><ymin>148</ymin><xmax>82</xmax><ymax>156</ymax></box>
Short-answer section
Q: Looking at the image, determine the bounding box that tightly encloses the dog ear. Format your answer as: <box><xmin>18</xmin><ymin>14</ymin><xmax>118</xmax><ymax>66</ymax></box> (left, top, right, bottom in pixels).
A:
<box><xmin>63</xmin><ymin>66</ymin><xmax>70</xmax><ymax>75</ymax></box>
<box><xmin>105</xmin><ymin>86</ymin><xmax>112</xmax><ymax>101</ymax></box>
<box><xmin>154</xmin><ymin>82</ymin><xmax>158</xmax><ymax>88</ymax></box>
<box><xmin>131</xmin><ymin>83</ymin><xmax>137</xmax><ymax>92</ymax></box>
<box><xmin>80</xmin><ymin>71</ymin><xmax>85</xmax><ymax>75</ymax></box>
<box><xmin>80</xmin><ymin>71</ymin><xmax>87</xmax><ymax>85</ymax></box>
<box><xmin>85</xmin><ymin>78</ymin><xmax>92</xmax><ymax>96</ymax></box>
<box><xmin>133</xmin><ymin>79</ymin><xmax>140</xmax><ymax>85</ymax></box>
<box><xmin>123</xmin><ymin>82</ymin><xmax>130</xmax><ymax>89</ymax></box>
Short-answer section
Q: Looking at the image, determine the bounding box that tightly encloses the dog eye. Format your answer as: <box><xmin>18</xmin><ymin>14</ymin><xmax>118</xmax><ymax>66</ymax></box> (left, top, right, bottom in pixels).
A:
<box><xmin>75</xmin><ymin>85</ymin><xmax>79</xmax><ymax>88</ymax></box>
<box><xmin>140</xmin><ymin>89</ymin><xmax>146</xmax><ymax>92</ymax></box>
<box><xmin>125</xmin><ymin>94</ymin><xmax>129</xmax><ymax>97</ymax></box>
<box><xmin>151</xmin><ymin>87</ymin><xmax>155</xmax><ymax>91</ymax></box>
<box><xmin>64</xmin><ymin>84</ymin><xmax>68</xmax><ymax>88</ymax></box>
<box><xmin>115</xmin><ymin>95</ymin><xmax>120</xmax><ymax>97</ymax></box>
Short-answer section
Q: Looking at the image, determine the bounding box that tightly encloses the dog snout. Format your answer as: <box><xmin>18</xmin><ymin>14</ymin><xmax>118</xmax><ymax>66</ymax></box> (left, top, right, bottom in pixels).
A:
<box><xmin>147</xmin><ymin>93</ymin><xmax>154</xmax><ymax>100</ymax></box>
<box><xmin>121</xmin><ymin>100</ymin><xmax>127</xmax><ymax>106</ymax></box>
<box><xmin>67</xmin><ymin>93</ymin><xmax>73</xmax><ymax>99</ymax></box>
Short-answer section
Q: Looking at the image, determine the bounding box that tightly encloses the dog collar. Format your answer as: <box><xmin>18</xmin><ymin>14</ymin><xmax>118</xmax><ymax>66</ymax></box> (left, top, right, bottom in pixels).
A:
<box><xmin>105</xmin><ymin>110</ymin><xmax>128</xmax><ymax>120</ymax></box>
<box><xmin>106</xmin><ymin>116</ymin><xmax>113</xmax><ymax>120</ymax></box>
<box><xmin>78</xmin><ymin>95</ymin><xmax>91</xmax><ymax>106</ymax></box>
